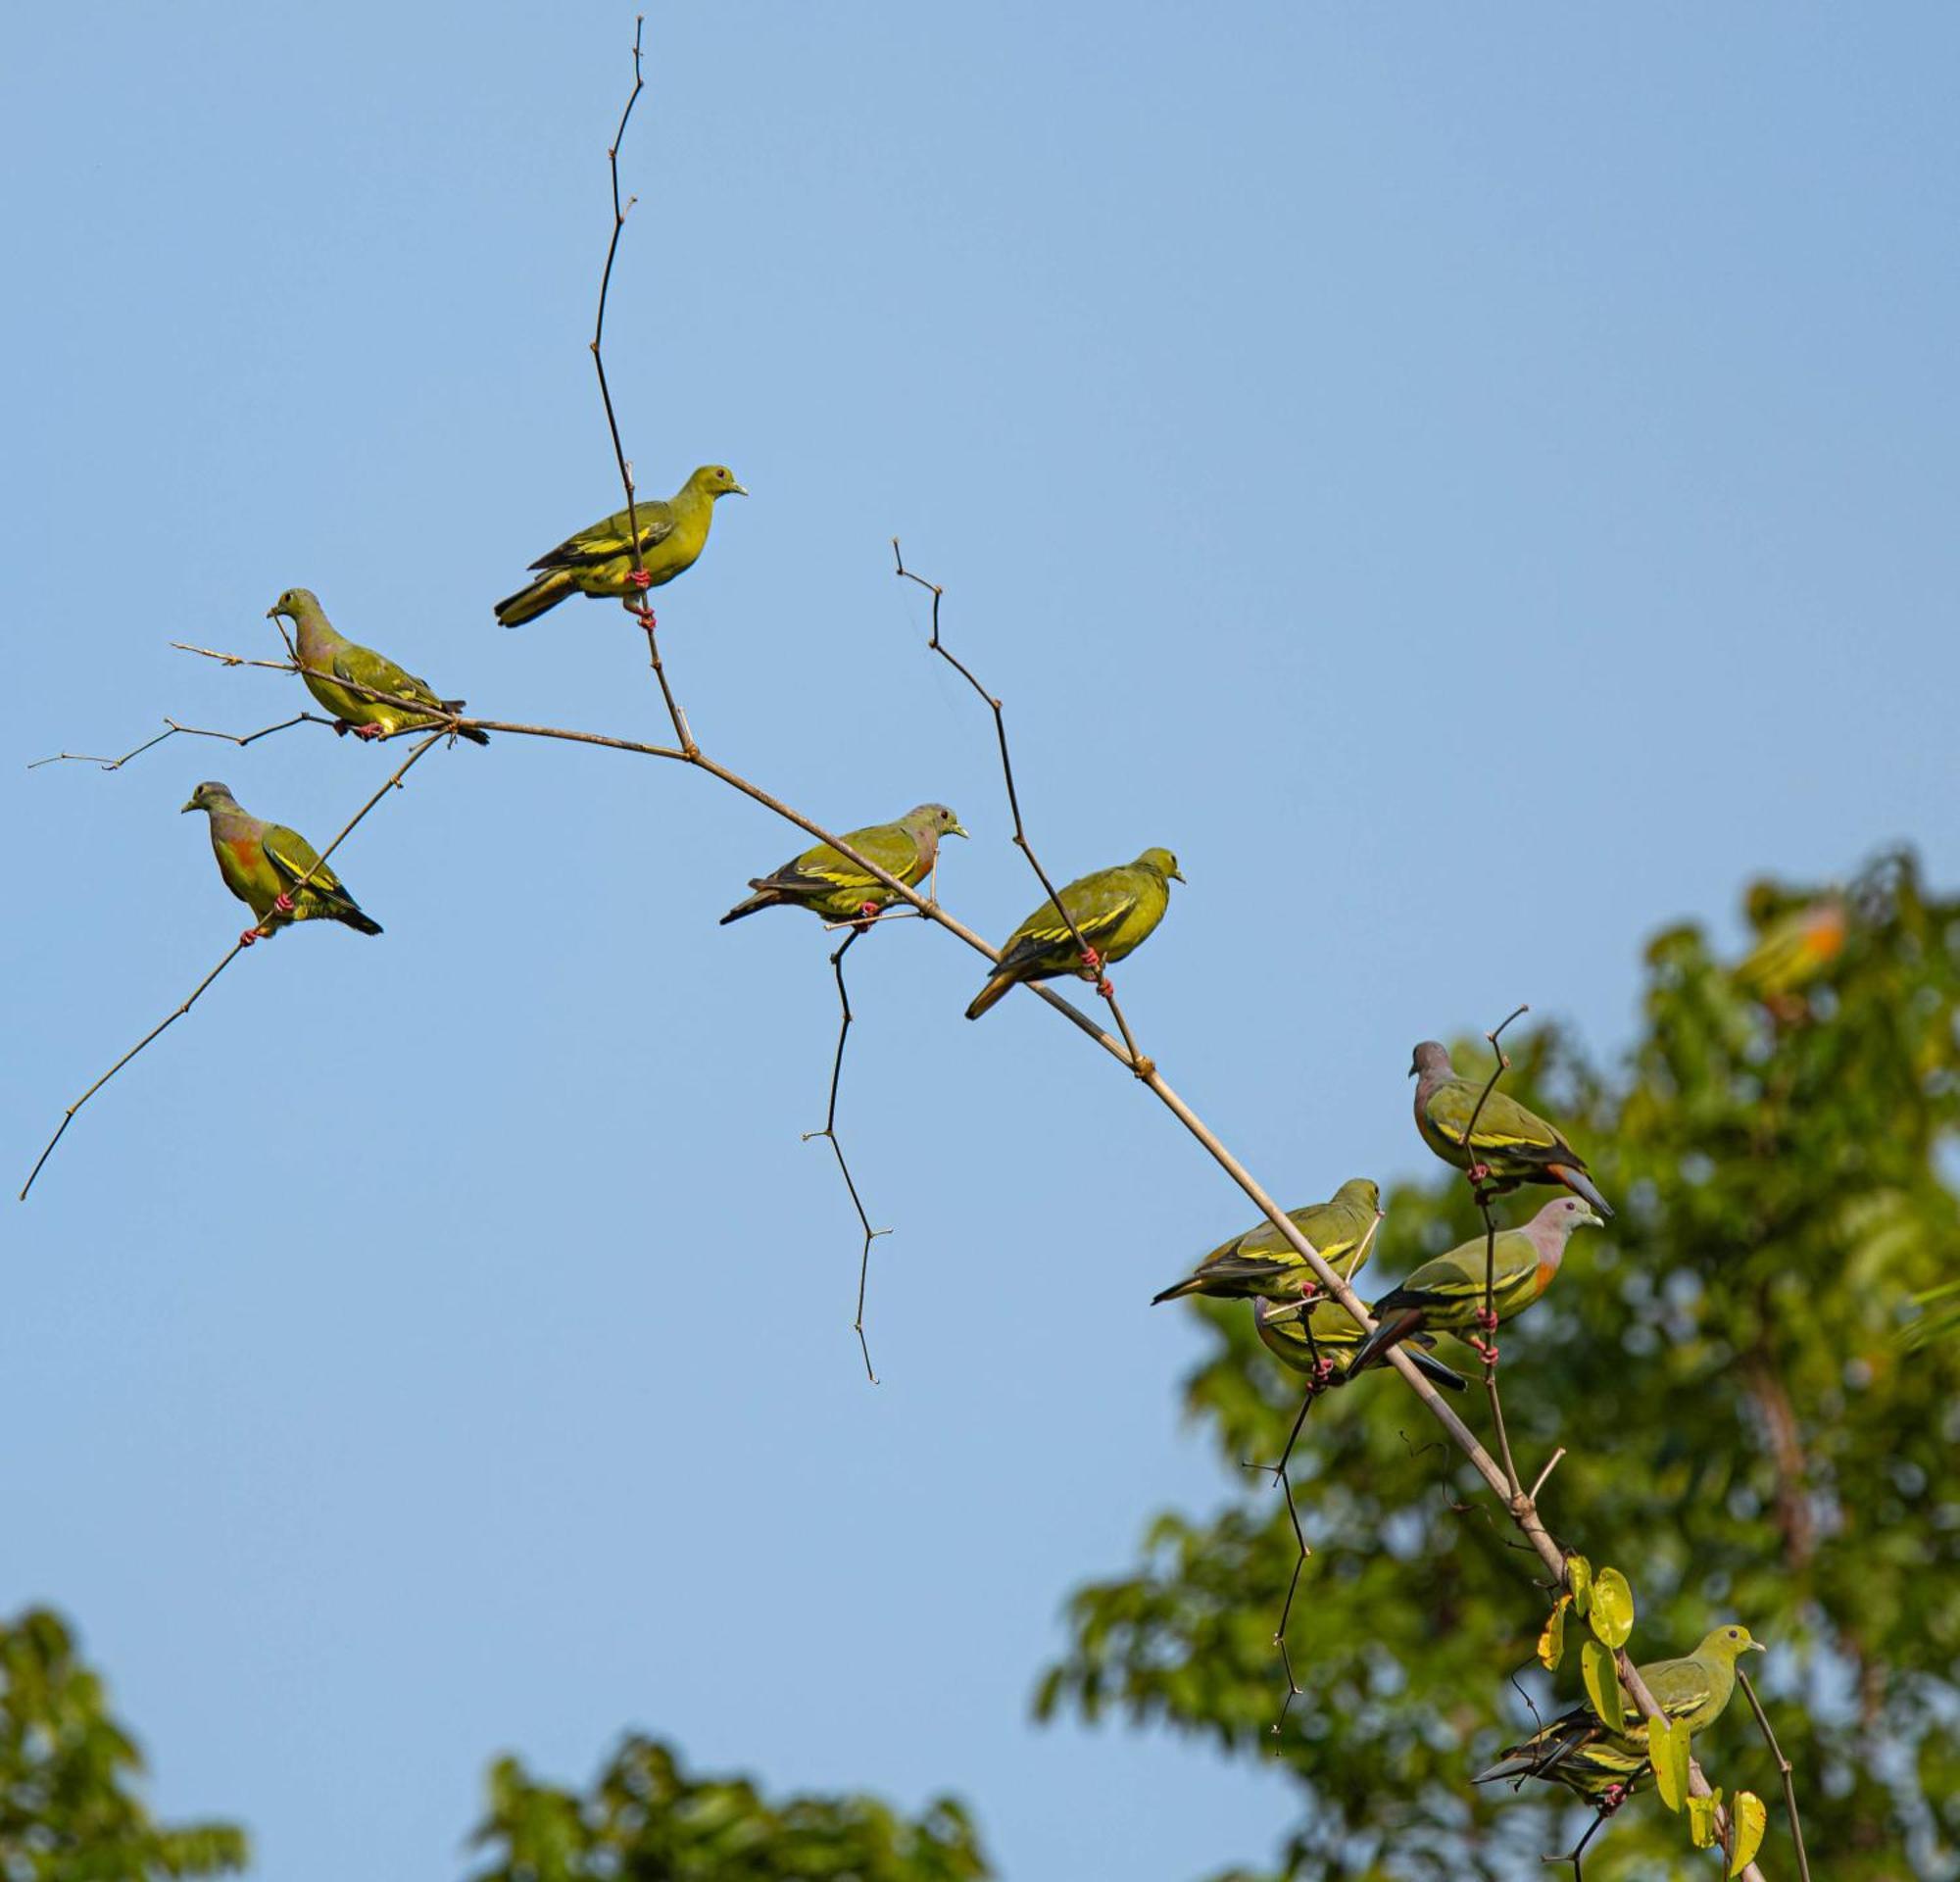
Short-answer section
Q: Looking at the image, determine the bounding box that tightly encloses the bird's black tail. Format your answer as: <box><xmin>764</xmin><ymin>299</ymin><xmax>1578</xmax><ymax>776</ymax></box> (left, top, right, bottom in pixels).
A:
<box><xmin>439</xmin><ymin>700</ymin><xmax>492</xmax><ymax>746</ymax></box>
<box><xmin>718</xmin><ymin>887</ymin><xmax>779</xmax><ymax>925</ymax></box>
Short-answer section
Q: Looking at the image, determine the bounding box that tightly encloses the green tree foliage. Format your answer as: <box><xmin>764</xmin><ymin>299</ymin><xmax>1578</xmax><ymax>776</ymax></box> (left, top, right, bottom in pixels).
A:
<box><xmin>464</xmin><ymin>1734</ymin><xmax>990</xmax><ymax>1882</ymax></box>
<box><xmin>1038</xmin><ymin>851</ymin><xmax>1960</xmax><ymax>1880</ymax></box>
<box><xmin>0</xmin><ymin>1608</ymin><xmax>247</xmax><ymax>1881</ymax></box>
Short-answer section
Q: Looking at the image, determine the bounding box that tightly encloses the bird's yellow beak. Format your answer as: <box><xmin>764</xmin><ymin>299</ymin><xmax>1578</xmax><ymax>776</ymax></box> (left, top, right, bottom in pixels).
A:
<box><xmin>1579</xmin><ymin>1207</ymin><xmax>1605</xmax><ymax>1229</ymax></box>
<box><xmin>179</xmin><ymin>797</ymin><xmax>199</xmax><ymax>814</ymax></box>
<box><xmin>728</xmin><ymin>481</ymin><xmax>749</xmax><ymax>496</ymax></box>
<box><xmin>1749</xmin><ymin>1638</ymin><xmax>1767</xmax><ymax>1653</ymax></box>
<box><xmin>1170</xmin><ymin>867</ymin><xmax>1187</xmax><ymax>883</ymax></box>
<box><xmin>950</xmin><ymin>821</ymin><xmax>969</xmax><ymax>839</ymax></box>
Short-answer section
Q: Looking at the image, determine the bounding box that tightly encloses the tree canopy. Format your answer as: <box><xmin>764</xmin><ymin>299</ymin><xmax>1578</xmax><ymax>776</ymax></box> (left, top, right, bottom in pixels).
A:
<box><xmin>1038</xmin><ymin>850</ymin><xmax>1959</xmax><ymax>1879</ymax></box>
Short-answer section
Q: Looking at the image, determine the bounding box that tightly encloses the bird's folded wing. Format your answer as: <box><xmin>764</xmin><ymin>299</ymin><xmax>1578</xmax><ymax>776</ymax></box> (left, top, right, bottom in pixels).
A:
<box><xmin>530</xmin><ymin>504</ymin><xmax>677</xmax><ymax>570</ymax></box>
<box><xmin>1432</xmin><ymin>1084</ymin><xmax>1563</xmax><ymax>1151</ymax></box>
<box><xmin>334</xmin><ymin>645</ymin><xmax>437</xmax><ymax>709</ymax></box>
<box><xmin>1004</xmin><ymin>888</ymin><xmax>1137</xmax><ymax>964</ymax></box>
<box><xmin>262</xmin><ymin>827</ymin><xmax>348</xmax><ymax>903</ymax></box>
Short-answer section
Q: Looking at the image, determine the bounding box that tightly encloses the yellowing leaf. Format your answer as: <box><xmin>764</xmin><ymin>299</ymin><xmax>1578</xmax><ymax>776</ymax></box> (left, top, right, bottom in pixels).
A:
<box><xmin>1730</xmin><ymin>1789</ymin><xmax>1767</xmax><ymax>1875</ymax></box>
<box><xmin>1648</xmin><ymin>1713</ymin><xmax>1691</xmax><ymax>1812</ymax></box>
<box><xmin>1688</xmin><ymin>1792</ymin><xmax>1721</xmax><ymax>1849</ymax></box>
<box><xmin>1567</xmin><ymin>1554</ymin><xmax>1593</xmax><ymax>1615</ymax></box>
<box><xmin>1589</xmin><ymin>1567</ymin><xmax>1635</xmax><ymax>1649</ymax></box>
<box><xmin>1581</xmin><ymin>1637</ymin><xmax>1625</xmax><ymax>1735</ymax></box>
<box><xmin>1538</xmin><ymin>1597</ymin><xmax>1569</xmax><ymax>1671</ymax></box>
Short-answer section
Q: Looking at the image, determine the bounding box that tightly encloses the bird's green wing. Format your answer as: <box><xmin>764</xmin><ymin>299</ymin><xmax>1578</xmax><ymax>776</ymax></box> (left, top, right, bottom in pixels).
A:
<box><xmin>260</xmin><ymin>825</ymin><xmax>358</xmax><ymax>916</ymax></box>
<box><xmin>332</xmin><ymin>643</ymin><xmax>443</xmax><ymax>713</ymax></box>
<box><xmin>999</xmin><ymin>873</ymin><xmax>1143</xmax><ymax>972</ymax></box>
<box><xmin>1378</xmin><ymin>1231</ymin><xmax>1541</xmax><ymax>1316</ymax></box>
<box><xmin>529</xmin><ymin>500</ymin><xmax>677</xmax><ymax>570</ymax></box>
<box><xmin>1426</xmin><ymin>1080</ymin><xmax>1567</xmax><ymax>1154</ymax></box>
<box><xmin>760</xmin><ymin>823</ymin><xmax>922</xmax><ymax>899</ymax></box>
<box><xmin>1638</xmin><ymin>1656</ymin><xmax>1725</xmax><ymax>1731</ymax></box>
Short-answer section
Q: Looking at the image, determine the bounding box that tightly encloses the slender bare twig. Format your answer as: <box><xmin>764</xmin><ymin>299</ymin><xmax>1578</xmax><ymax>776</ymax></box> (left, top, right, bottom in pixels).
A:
<box><xmin>894</xmin><ymin>540</ymin><xmax>1152</xmax><ymax>1073</ymax></box>
<box><xmin>28</xmin><ymin>713</ymin><xmax>336</xmax><ymax>771</ymax></box>
<box><xmin>1740</xmin><ymin>1665</ymin><xmax>1812</xmax><ymax>1882</ymax></box>
<box><xmin>20</xmin><ymin>731</ymin><xmax>445</xmax><ymax>1201</ymax></box>
<box><xmin>800</xmin><ymin>925</ymin><xmax>892</xmax><ymax>1383</ymax></box>
<box><xmin>1453</xmin><ymin>1007</ymin><xmax>1531</xmax><ymax>1498</ymax></box>
<box><xmin>1527</xmin><ymin>1446</ymin><xmax>1567</xmax><ymax>1504</ymax></box>
<box><xmin>589</xmin><ymin>17</ymin><xmax>695</xmax><ymax>755</ymax></box>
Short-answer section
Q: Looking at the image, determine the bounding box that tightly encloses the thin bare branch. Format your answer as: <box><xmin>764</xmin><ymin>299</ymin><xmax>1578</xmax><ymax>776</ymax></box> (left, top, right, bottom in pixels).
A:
<box><xmin>800</xmin><ymin>925</ymin><xmax>892</xmax><ymax>1383</ymax></box>
<box><xmin>1528</xmin><ymin>1447</ymin><xmax>1567</xmax><ymax>1504</ymax></box>
<box><xmin>28</xmin><ymin>713</ymin><xmax>336</xmax><ymax>771</ymax></box>
<box><xmin>20</xmin><ymin>732</ymin><xmax>445</xmax><ymax>1201</ymax></box>
<box><xmin>893</xmin><ymin>540</ymin><xmax>1152</xmax><ymax>1072</ymax></box>
<box><xmin>1740</xmin><ymin>1665</ymin><xmax>1812</xmax><ymax>1882</ymax></box>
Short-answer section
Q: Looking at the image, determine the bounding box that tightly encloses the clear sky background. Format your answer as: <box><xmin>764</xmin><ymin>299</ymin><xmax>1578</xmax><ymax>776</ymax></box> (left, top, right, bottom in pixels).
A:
<box><xmin>4</xmin><ymin>5</ymin><xmax>1956</xmax><ymax>1878</ymax></box>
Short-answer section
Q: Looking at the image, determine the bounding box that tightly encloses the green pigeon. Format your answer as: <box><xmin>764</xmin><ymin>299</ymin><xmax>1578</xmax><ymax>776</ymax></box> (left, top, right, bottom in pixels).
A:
<box><xmin>180</xmin><ymin>781</ymin><xmax>382</xmax><ymax>946</ymax></box>
<box><xmin>1346</xmin><ymin>1195</ymin><xmax>1602</xmax><ymax>1373</ymax></box>
<box><xmin>719</xmin><ymin>805</ymin><xmax>968</xmax><ymax>925</ymax></box>
<box><xmin>270</xmin><ymin>588</ymin><xmax>489</xmax><ymax>744</ymax></box>
<box><xmin>494</xmin><ymin>465</ymin><xmax>747</xmax><ymax>626</ymax></box>
<box><xmin>1475</xmin><ymin>1623</ymin><xmax>1764</xmax><ymax>1808</ymax></box>
<box><xmin>1152</xmin><ymin>1177</ymin><xmax>1381</xmax><ymax>1305</ymax></box>
<box><xmin>1410</xmin><ymin>1040</ymin><xmax>1614</xmax><ymax>1216</ymax></box>
<box><xmin>964</xmin><ymin>848</ymin><xmax>1184</xmax><ymax>1020</ymax></box>
<box><xmin>1253</xmin><ymin>1297</ymin><xmax>1468</xmax><ymax>1393</ymax></box>
<box><xmin>1736</xmin><ymin>889</ymin><xmax>1848</xmax><ymax>1005</ymax></box>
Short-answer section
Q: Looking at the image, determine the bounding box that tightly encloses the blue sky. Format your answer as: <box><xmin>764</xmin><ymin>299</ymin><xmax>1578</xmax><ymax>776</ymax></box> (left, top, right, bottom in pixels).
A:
<box><xmin>5</xmin><ymin>4</ymin><xmax>1957</xmax><ymax>1878</ymax></box>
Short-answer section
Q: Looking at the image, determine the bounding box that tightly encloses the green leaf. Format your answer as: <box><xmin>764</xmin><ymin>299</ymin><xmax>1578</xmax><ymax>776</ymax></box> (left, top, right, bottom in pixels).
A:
<box><xmin>1648</xmin><ymin>1713</ymin><xmax>1691</xmax><ymax>1812</ymax></box>
<box><xmin>1588</xmin><ymin>1566</ymin><xmax>1635</xmax><ymax>1649</ymax></box>
<box><xmin>1688</xmin><ymin>1791</ymin><xmax>1722</xmax><ymax>1850</ymax></box>
<box><xmin>1567</xmin><ymin>1554</ymin><xmax>1593</xmax><ymax>1616</ymax></box>
<box><xmin>1580</xmin><ymin>1637</ymin><xmax>1625</xmax><ymax>1735</ymax></box>
<box><xmin>1538</xmin><ymin>1596</ymin><xmax>1569</xmax><ymax>1671</ymax></box>
<box><xmin>1729</xmin><ymin>1789</ymin><xmax>1767</xmax><ymax>1875</ymax></box>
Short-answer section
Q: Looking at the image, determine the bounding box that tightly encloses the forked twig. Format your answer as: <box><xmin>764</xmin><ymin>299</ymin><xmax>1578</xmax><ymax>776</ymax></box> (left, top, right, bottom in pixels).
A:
<box><xmin>20</xmin><ymin>732</ymin><xmax>445</xmax><ymax>1200</ymax></box>
<box><xmin>893</xmin><ymin>540</ymin><xmax>1152</xmax><ymax>1074</ymax></box>
<box><xmin>28</xmin><ymin>713</ymin><xmax>336</xmax><ymax>771</ymax></box>
<box><xmin>800</xmin><ymin>925</ymin><xmax>893</xmax><ymax>1383</ymax></box>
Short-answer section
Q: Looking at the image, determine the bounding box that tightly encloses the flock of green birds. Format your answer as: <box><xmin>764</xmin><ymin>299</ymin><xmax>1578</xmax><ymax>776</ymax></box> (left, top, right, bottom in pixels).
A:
<box><xmin>173</xmin><ymin>463</ymin><xmax>1775</xmax><ymax>1830</ymax></box>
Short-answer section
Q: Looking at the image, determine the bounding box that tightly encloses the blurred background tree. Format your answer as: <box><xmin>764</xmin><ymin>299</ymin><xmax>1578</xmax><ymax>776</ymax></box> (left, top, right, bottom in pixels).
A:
<box><xmin>463</xmin><ymin>1734</ymin><xmax>989</xmax><ymax>1882</ymax></box>
<box><xmin>1037</xmin><ymin>848</ymin><xmax>1959</xmax><ymax>1881</ymax></box>
<box><xmin>0</xmin><ymin>1607</ymin><xmax>247</xmax><ymax>1880</ymax></box>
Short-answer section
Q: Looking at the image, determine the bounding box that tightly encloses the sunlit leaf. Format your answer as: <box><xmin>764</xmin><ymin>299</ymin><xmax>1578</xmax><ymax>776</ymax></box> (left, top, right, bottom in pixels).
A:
<box><xmin>1648</xmin><ymin>1713</ymin><xmax>1691</xmax><ymax>1812</ymax></box>
<box><xmin>1567</xmin><ymin>1554</ymin><xmax>1593</xmax><ymax>1616</ymax></box>
<box><xmin>1538</xmin><ymin>1597</ymin><xmax>1569</xmax><ymax>1671</ymax></box>
<box><xmin>1581</xmin><ymin>1637</ymin><xmax>1625</xmax><ymax>1735</ymax></box>
<box><xmin>1588</xmin><ymin>1567</ymin><xmax>1635</xmax><ymax>1649</ymax></box>
<box><xmin>1688</xmin><ymin>1792</ymin><xmax>1722</xmax><ymax>1849</ymax></box>
<box><xmin>1729</xmin><ymin>1789</ymin><xmax>1767</xmax><ymax>1875</ymax></box>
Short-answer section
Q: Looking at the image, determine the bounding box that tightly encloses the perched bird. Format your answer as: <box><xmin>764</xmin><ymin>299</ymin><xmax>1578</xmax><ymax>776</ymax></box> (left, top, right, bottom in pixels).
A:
<box><xmin>1346</xmin><ymin>1195</ymin><xmax>1602</xmax><ymax>1373</ymax></box>
<box><xmin>1253</xmin><ymin>1296</ymin><xmax>1468</xmax><ymax>1393</ymax></box>
<box><xmin>1151</xmin><ymin>1178</ymin><xmax>1381</xmax><ymax>1305</ymax></box>
<box><xmin>1410</xmin><ymin>1040</ymin><xmax>1614</xmax><ymax>1216</ymax></box>
<box><xmin>720</xmin><ymin>805</ymin><xmax>967</xmax><ymax>926</ymax></box>
<box><xmin>180</xmin><ymin>781</ymin><xmax>382</xmax><ymax>946</ymax></box>
<box><xmin>964</xmin><ymin>849</ymin><xmax>1184</xmax><ymax>1020</ymax></box>
<box><xmin>270</xmin><ymin>588</ymin><xmax>488</xmax><ymax>744</ymax></box>
<box><xmin>1475</xmin><ymin>1623</ymin><xmax>1764</xmax><ymax>1807</ymax></box>
<box><xmin>495</xmin><ymin>465</ymin><xmax>747</xmax><ymax>626</ymax></box>
<box><xmin>1736</xmin><ymin>890</ymin><xmax>1848</xmax><ymax>1008</ymax></box>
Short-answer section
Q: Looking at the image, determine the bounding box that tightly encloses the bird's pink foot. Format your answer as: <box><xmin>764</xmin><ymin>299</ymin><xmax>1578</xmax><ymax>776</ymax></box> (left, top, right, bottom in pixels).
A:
<box><xmin>353</xmin><ymin>722</ymin><xmax>385</xmax><ymax>741</ymax></box>
<box><xmin>238</xmin><ymin>927</ymin><xmax>260</xmax><ymax>948</ymax></box>
<box><xmin>1475</xmin><ymin>1307</ymin><xmax>1499</xmax><ymax>1332</ymax></box>
<box><xmin>1311</xmin><ymin>1358</ymin><xmax>1338</xmax><ymax>1388</ymax></box>
<box><xmin>1296</xmin><ymin>1278</ymin><xmax>1320</xmax><ymax>1302</ymax></box>
<box><xmin>1469</xmin><ymin>1336</ymin><xmax>1499</xmax><ymax>1366</ymax></box>
<box><xmin>1601</xmin><ymin>1783</ymin><xmax>1627</xmax><ymax>1811</ymax></box>
<box><xmin>1096</xmin><ymin>977</ymin><xmax>1114</xmax><ymax>998</ymax></box>
<box><xmin>1079</xmin><ymin>946</ymin><xmax>1102</xmax><ymax>972</ymax></box>
<box><xmin>627</xmin><ymin>569</ymin><xmax>653</xmax><ymax>589</ymax></box>
<box><xmin>633</xmin><ymin>606</ymin><xmax>658</xmax><ymax>635</ymax></box>
<box><xmin>273</xmin><ymin>892</ymin><xmax>295</xmax><ymax>914</ymax></box>
<box><xmin>1466</xmin><ymin>1161</ymin><xmax>1492</xmax><ymax>1185</ymax></box>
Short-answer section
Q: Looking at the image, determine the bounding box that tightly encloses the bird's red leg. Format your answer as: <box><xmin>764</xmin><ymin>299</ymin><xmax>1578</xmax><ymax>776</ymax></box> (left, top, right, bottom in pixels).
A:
<box><xmin>1295</xmin><ymin>1276</ymin><xmax>1320</xmax><ymax>1302</ymax></box>
<box><xmin>238</xmin><ymin>927</ymin><xmax>260</xmax><ymax>948</ymax></box>
<box><xmin>853</xmin><ymin>900</ymin><xmax>880</xmax><ymax>931</ymax></box>
<box><xmin>353</xmin><ymin>723</ymin><xmax>386</xmax><ymax>741</ymax></box>
<box><xmin>273</xmin><ymin>893</ymin><xmax>295</xmax><ymax>914</ymax></box>
<box><xmin>1469</xmin><ymin>1335</ymin><xmax>1499</xmax><ymax>1366</ymax></box>
<box><xmin>627</xmin><ymin>568</ymin><xmax>656</xmax><ymax>633</ymax></box>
